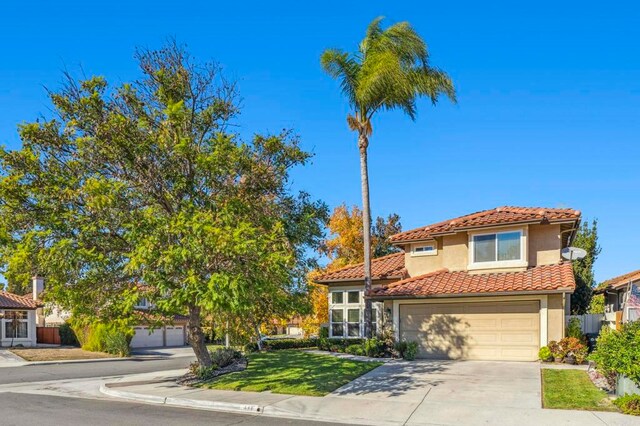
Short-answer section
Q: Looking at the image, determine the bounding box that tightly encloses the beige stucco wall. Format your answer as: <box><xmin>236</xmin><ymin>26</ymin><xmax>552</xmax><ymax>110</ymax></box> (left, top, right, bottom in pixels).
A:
<box><xmin>402</xmin><ymin>224</ymin><xmax>564</xmax><ymax>277</ymax></box>
<box><xmin>547</xmin><ymin>293</ymin><xmax>565</xmax><ymax>342</ymax></box>
<box><xmin>528</xmin><ymin>224</ymin><xmax>562</xmax><ymax>267</ymax></box>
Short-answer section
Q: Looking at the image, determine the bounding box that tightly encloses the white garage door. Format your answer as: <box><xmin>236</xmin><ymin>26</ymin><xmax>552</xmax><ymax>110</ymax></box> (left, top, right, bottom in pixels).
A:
<box><xmin>399</xmin><ymin>300</ymin><xmax>540</xmax><ymax>361</ymax></box>
<box><xmin>165</xmin><ymin>326</ymin><xmax>185</xmax><ymax>346</ymax></box>
<box><xmin>131</xmin><ymin>326</ymin><xmax>164</xmax><ymax>348</ymax></box>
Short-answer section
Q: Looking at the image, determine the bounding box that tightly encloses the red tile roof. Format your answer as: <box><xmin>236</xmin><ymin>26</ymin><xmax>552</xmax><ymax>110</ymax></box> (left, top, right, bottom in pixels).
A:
<box><xmin>0</xmin><ymin>291</ymin><xmax>42</xmax><ymax>309</ymax></box>
<box><xmin>369</xmin><ymin>263</ymin><xmax>575</xmax><ymax>298</ymax></box>
<box><xmin>599</xmin><ymin>269</ymin><xmax>640</xmax><ymax>290</ymax></box>
<box><xmin>389</xmin><ymin>206</ymin><xmax>581</xmax><ymax>243</ymax></box>
<box><xmin>314</xmin><ymin>252</ymin><xmax>406</xmax><ymax>283</ymax></box>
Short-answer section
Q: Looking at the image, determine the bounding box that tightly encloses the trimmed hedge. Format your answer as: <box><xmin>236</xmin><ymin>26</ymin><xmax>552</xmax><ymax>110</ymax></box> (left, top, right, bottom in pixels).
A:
<box><xmin>318</xmin><ymin>338</ymin><xmax>365</xmax><ymax>352</ymax></box>
<box><xmin>263</xmin><ymin>338</ymin><xmax>318</xmax><ymax>350</ymax></box>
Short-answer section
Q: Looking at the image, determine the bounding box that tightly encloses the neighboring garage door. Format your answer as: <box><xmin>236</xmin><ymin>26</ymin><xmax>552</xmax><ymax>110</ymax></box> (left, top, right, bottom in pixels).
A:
<box><xmin>399</xmin><ymin>300</ymin><xmax>540</xmax><ymax>361</ymax></box>
<box><xmin>165</xmin><ymin>326</ymin><xmax>185</xmax><ymax>346</ymax></box>
<box><xmin>131</xmin><ymin>326</ymin><xmax>163</xmax><ymax>348</ymax></box>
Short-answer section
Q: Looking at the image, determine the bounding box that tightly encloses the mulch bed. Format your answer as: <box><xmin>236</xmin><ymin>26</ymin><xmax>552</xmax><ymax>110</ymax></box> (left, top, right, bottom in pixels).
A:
<box><xmin>177</xmin><ymin>358</ymin><xmax>248</xmax><ymax>386</ymax></box>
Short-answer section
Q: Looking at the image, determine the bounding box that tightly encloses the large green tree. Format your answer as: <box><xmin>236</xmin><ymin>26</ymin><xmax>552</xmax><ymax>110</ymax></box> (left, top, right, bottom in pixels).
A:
<box><xmin>321</xmin><ymin>17</ymin><xmax>455</xmax><ymax>336</ymax></box>
<box><xmin>0</xmin><ymin>43</ymin><xmax>327</xmax><ymax>366</ymax></box>
<box><xmin>571</xmin><ymin>219</ymin><xmax>601</xmax><ymax>314</ymax></box>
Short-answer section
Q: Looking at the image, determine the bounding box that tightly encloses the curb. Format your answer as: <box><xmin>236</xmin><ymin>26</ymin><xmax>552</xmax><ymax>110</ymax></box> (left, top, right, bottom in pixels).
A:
<box><xmin>99</xmin><ymin>383</ymin><xmax>263</xmax><ymax>414</ymax></box>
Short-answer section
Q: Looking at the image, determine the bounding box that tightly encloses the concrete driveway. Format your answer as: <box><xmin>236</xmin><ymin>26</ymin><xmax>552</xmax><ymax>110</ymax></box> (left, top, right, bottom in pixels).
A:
<box><xmin>329</xmin><ymin>360</ymin><xmax>634</xmax><ymax>425</ymax></box>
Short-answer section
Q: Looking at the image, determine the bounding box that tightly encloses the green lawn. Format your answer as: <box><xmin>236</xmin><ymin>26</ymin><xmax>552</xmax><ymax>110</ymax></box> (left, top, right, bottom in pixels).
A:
<box><xmin>202</xmin><ymin>350</ymin><xmax>382</xmax><ymax>396</ymax></box>
<box><xmin>541</xmin><ymin>369</ymin><xmax>618</xmax><ymax>412</ymax></box>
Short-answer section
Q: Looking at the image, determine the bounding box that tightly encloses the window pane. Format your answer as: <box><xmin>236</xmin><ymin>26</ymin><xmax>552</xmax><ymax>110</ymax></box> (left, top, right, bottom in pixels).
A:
<box><xmin>347</xmin><ymin>323</ymin><xmax>360</xmax><ymax>337</ymax></box>
<box><xmin>497</xmin><ymin>232</ymin><xmax>521</xmax><ymax>261</ymax></box>
<box><xmin>347</xmin><ymin>291</ymin><xmax>360</xmax><ymax>304</ymax></box>
<box><xmin>5</xmin><ymin>322</ymin><xmax>27</xmax><ymax>339</ymax></box>
<box><xmin>5</xmin><ymin>311</ymin><xmax>27</xmax><ymax>320</ymax></box>
<box><xmin>371</xmin><ymin>308</ymin><xmax>377</xmax><ymax>323</ymax></box>
<box><xmin>331</xmin><ymin>324</ymin><xmax>344</xmax><ymax>337</ymax></box>
<box><xmin>474</xmin><ymin>234</ymin><xmax>496</xmax><ymax>262</ymax></box>
<box><xmin>347</xmin><ymin>309</ymin><xmax>360</xmax><ymax>323</ymax></box>
<box><xmin>331</xmin><ymin>309</ymin><xmax>343</xmax><ymax>322</ymax></box>
<box><xmin>331</xmin><ymin>292</ymin><xmax>343</xmax><ymax>304</ymax></box>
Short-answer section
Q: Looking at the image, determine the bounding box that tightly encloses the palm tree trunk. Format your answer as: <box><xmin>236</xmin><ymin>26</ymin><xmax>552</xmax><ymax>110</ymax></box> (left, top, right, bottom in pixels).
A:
<box><xmin>358</xmin><ymin>133</ymin><xmax>373</xmax><ymax>339</ymax></box>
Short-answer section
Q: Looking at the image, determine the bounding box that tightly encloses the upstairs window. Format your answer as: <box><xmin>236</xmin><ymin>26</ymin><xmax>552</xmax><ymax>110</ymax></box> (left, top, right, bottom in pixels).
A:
<box><xmin>411</xmin><ymin>243</ymin><xmax>437</xmax><ymax>256</ymax></box>
<box><xmin>473</xmin><ymin>231</ymin><xmax>522</xmax><ymax>263</ymax></box>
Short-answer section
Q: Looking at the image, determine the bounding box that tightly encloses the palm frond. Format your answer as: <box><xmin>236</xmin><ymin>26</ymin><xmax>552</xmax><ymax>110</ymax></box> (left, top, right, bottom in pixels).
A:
<box><xmin>321</xmin><ymin>17</ymin><xmax>456</xmax><ymax>129</ymax></box>
<box><xmin>320</xmin><ymin>49</ymin><xmax>360</xmax><ymax>107</ymax></box>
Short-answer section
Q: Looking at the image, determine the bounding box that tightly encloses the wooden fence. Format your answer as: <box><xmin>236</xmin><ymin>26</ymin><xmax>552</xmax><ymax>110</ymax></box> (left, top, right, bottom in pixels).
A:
<box><xmin>36</xmin><ymin>326</ymin><xmax>61</xmax><ymax>345</ymax></box>
<box><xmin>566</xmin><ymin>314</ymin><xmax>604</xmax><ymax>334</ymax></box>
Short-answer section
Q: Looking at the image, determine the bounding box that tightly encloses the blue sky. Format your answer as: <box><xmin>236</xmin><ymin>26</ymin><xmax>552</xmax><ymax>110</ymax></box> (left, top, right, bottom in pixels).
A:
<box><xmin>1</xmin><ymin>1</ymin><xmax>638</xmax><ymax>283</ymax></box>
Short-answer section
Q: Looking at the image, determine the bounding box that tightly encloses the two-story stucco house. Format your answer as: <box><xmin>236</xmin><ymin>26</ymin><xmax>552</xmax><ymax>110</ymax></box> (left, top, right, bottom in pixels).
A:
<box><xmin>315</xmin><ymin>206</ymin><xmax>581</xmax><ymax>361</ymax></box>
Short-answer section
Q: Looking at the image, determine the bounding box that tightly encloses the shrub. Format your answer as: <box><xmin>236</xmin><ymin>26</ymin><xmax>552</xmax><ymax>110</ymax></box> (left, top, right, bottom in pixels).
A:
<box><xmin>404</xmin><ymin>341</ymin><xmax>419</xmax><ymax>361</ymax></box>
<box><xmin>538</xmin><ymin>346</ymin><xmax>552</xmax><ymax>361</ymax></box>
<box><xmin>262</xmin><ymin>338</ymin><xmax>318</xmax><ymax>351</ymax></box>
<box><xmin>345</xmin><ymin>344</ymin><xmax>365</xmax><ymax>356</ymax></box>
<box><xmin>189</xmin><ymin>362</ymin><xmax>219</xmax><ymax>380</ymax></box>
<box><xmin>548</xmin><ymin>340</ymin><xmax>564</xmax><ymax>359</ymax></box>
<box><xmin>566</xmin><ymin>317</ymin><xmax>585</xmax><ymax>341</ymax></box>
<box><xmin>363</xmin><ymin>338</ymin><xmax>384</xmax><ymax>357</ymax></box>
<box><xmin>59</xmin><ymin>323</ymin><xmax>79</xmax><ymax>346</ymax></box>
<box><xmin>319</xmin><ymin>326</ymin><xmax>329</xmax><ymax>339</ymax></box>
<box><xmin>69</xmin><ymin>319</ymin><xmax>133</xmax><ymax>356</ymax></box>
<box><xmin>210</xmin><ymin>348</ymin><xmax>242</xmax><ymax>368</ymax></box>
<box><xmin>614</xmin><ymin>394</ymin><xmax>640</xmax><ymax>416</ymax></box>
<box><xmin>318</xmin><ymin>338</ymin><xmax>365</xmax><ymax>352</ymax></box>
<box><xmin>590</xmin><ymin>322</ymin><xmax>640</xmax><ymax>386</ymax></box>
<box><xmin>394</xmin><ymin>341</ymin><xmax>408</xmax><ymax>358</ymax></box>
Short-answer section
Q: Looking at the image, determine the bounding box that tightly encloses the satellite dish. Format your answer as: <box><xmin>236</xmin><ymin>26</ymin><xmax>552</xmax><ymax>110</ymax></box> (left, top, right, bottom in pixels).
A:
<box><xmin>562</xmin><ymin>247</ymin><xmax>587</xmax><ymax>261</ymax></box>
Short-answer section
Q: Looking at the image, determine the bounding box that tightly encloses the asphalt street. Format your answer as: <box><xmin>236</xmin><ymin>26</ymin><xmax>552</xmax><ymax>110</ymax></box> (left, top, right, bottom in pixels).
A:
<box><xmin>0</xmin><ymin>393</ymin><xmax>343</xmax><ymax>426</ymax></box>
<box><xmin>0</xmin><ymin>356</ymin><xmax>194</xmax><ymax>385</ymax></box>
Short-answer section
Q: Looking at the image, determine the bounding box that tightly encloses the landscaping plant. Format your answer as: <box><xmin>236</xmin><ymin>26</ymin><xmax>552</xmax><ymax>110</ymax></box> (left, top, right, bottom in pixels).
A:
<box><xmin>590</xmin><ymin>321</ymin><xmax>640</xmax><ymax>387</ymax></box>
<box><xmin>566</xmin><ymin>317</ymin><xmax>585</xmax><ymax>341</ymax></box>
<box><xmin>614</xmin><ymin>394</ymin><xmax>640</xmax><ymax>416</ymax></box>
<box><xmin>538</xmin><ymin>346</ymin><xmax>552</xmax><ymax>362</ymax></box>
<box><xmin>404</xmin><ymin>341</ymin><xmax>419</xmax><ymax>361</ymax></box>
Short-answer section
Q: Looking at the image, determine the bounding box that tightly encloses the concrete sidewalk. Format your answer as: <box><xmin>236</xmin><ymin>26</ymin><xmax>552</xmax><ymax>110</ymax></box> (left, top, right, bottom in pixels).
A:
<box><xmin>100</xmin><ymin>362</ymin><xmax>639</xmax><ymax>426</ymax></box>
<box><xmin>0</xmin><ymin>349</ymin><xmax>27</xmax><ymax>368</ymax></box>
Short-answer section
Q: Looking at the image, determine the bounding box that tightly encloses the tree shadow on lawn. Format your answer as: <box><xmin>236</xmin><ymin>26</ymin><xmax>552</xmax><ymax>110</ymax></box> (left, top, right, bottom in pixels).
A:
<box><xmin>203</xmin><ymin>350</ymin><xmax>383</xmax><ymax>396</ymax></box>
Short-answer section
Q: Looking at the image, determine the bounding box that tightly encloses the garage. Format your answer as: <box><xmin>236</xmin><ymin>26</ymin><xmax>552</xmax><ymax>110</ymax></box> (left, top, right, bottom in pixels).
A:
<box><xmin>165</xmin><ymin>326</ymin><xmax>185</xmax><ymax>346</ymax></box>
<box><xmin>399</xmin><ymin>300</ymin><xmax>540</xmax><ymax>361</ymax></box>
<box><xmin>131</xmin><ymin>326</ymin><xmax>163</xmax><ymax>348</ymax></box>
<box><xmin>130</xmin><ymin>325</ymin><xmax>186</xmax><ymax>348</ymax></box>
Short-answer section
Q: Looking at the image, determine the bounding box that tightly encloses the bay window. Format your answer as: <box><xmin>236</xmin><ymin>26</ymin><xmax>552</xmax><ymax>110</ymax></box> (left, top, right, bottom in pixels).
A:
<box><xmin>329</xmin><ymin>290</ymin><xmax>381</xmax><ymax>338</ymax></box>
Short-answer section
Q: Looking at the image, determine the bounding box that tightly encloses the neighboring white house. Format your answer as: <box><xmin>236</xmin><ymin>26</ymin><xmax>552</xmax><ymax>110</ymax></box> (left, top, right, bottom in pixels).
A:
<box><xmin>0</xmin><ymin>290</ymin><xmax>40</xmax><ymax>348</ymax></box>
<box><xmin>30</xmin><ymin>276</ymin><xmax>187</xmax><ymax>349</ymax></box>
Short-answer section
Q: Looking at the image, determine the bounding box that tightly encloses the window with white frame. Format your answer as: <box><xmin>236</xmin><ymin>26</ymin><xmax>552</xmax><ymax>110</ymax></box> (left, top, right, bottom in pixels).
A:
<box><xmin>411</xmin><ymin>243</ymin><xmax>437</xmax><ymax>256</ymax></box>
<box><xmin>472</xmin><ymin>230</ymin><xmax>522</xmax><ymax>263</ymax></box>
<box><xmin>135</xmin><ymin>297</ymin><xmax>150</xmax><ymax>309</ymax></box>
<box><xmin>3</xmin><ymin>310</ymin><xmax>28</xmax><ymax>339</ymax></box>
<box><xmin>329</xmin><ymin>290</ymin><xmax>380</xmax><ymax>338</ymax></box>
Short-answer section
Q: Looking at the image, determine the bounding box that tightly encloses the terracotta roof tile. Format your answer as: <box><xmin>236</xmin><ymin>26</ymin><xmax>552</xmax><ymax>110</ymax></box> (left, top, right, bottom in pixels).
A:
<box><xmin>314</xmin><ymin>252</ymin><xmax>406</xmax><ymax>283</ymax></box>
<box><xmin>369</xmin><ymin>263</ymin><xmax>575</xmax><ymax>298</ymax></box>
<box><xmin>0</xmin><ymin>291</ymin><xmax>42</xmax><ymax>309</ymax></box>
<box><xmin>389</xmin><ymin>206</ymin><xmax>581</xmax><ymax>243</ymax></box>
<box><xmin>600</xmin><ymin>269</ymin><xmax>640</xmax><ymax>290</ymax></box>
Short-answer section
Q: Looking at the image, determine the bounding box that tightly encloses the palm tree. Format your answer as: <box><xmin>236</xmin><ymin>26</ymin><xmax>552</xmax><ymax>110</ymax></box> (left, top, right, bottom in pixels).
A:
<box><xmin>321</xmin><ymin>17</ymin><xmax>456</xmax><ymax>338</ymax></box>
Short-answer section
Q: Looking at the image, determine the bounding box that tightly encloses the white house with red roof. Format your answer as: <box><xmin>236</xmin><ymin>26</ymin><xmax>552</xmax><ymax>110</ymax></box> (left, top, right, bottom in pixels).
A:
<box><xmin>315</xmin><ymin>206</ymin><xmax>581</xmax><ymax>361</ymax></box>
<box><xmin>0</xmin><ymin>289</ymin><xmax>41</xmax><ymax>347</ymax></box>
